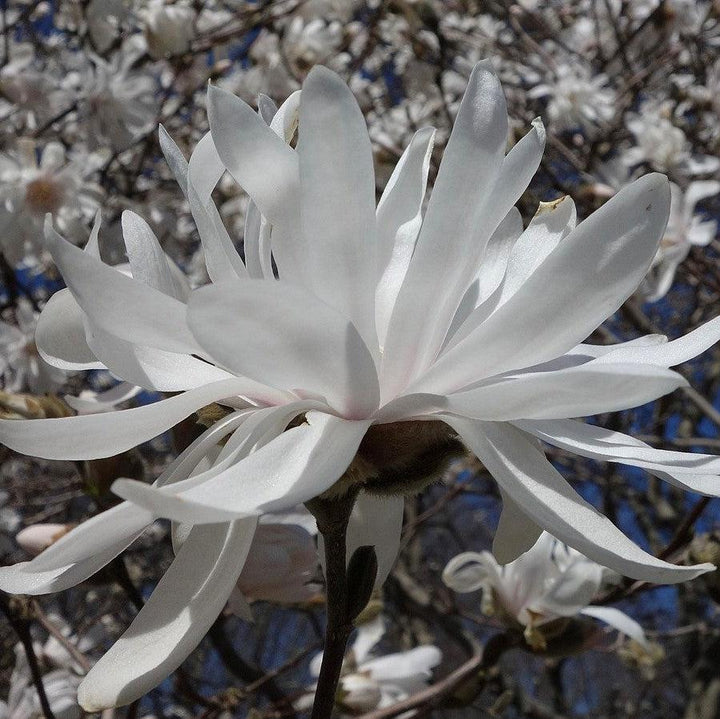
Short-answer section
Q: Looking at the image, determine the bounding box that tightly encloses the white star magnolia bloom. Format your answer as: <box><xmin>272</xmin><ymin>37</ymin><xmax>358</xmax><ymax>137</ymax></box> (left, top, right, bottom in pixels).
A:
<box><xmin>299</xmin><ymin>616</ymin><xmax>442</xmax><ymax>715</ymax></box>
<box><xmin>2</xmin><ymin>61</ymin><xmax>720</xmax><ymax>708</ymax></box>
<box><xmin>443</xmin><ymin>532</ymin><xmax>648</xmax><ymax>650</ymax></box>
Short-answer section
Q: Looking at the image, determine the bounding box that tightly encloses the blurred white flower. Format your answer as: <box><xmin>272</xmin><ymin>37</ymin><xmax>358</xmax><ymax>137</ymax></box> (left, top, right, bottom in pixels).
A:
<box><xmin>299</xmin><ymin>616</ymin><xmax>441</xmax><ymax>715</ymax></box>
<box><xmin>625</xmin><ymin>104</ymin><xmax>720</xmax><ymax>177</ymax></box>
<box><xmin>529</xmin><ymin>65</ymin><xmax>616</xmax><ymax>132</ymax></box>
<box><xmin>141</xmin><ymin>0</ymin><xmax>196</xmax><ymax>60</ymax></box>
<box><xmin>283</xmin><ymin>17</ymin><xmax>343</xmax><ymax>78</ymax></box>
<box><xmin>4</xmin><ymin>62</ymin><xmax>720</xmax><ymax>710</ymax></box>
<box><xmin>443</xmin><ymin>532</ymin><xmax>648</xmax><ymax>650</ymax></box>
<box><xmin>80</xmin><ymin>53</ymin><xmax>157</xmax><ymax>151</ymax></box>
<box><xmin>640</xmin><ymin>180</ymin><xmax>720</xmax><ymax>301</ymax></box>
<box><xmin>0</xmin><ymin>298</ymin><xmax>69</xmax><ymax>394</ymax></box>
<box><xmin>0</xmin><ymin>140</ymin><xmax>101</xmax><ymax>263</ymax></box>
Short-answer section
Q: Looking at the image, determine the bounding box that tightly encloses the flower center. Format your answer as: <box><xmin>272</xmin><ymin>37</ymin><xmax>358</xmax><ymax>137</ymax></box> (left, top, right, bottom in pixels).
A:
<box><xmin>25</xmin><ymin>176</ymin><xmax>65</xmax><ymax>214</ymax></box>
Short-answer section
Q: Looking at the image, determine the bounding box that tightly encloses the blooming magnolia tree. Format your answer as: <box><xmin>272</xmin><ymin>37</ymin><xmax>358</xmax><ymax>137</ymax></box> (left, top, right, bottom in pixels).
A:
<box><xmin>2</xmin><ymin>2</ymin><xmax>720</xmax><ymax>719</ymax></box>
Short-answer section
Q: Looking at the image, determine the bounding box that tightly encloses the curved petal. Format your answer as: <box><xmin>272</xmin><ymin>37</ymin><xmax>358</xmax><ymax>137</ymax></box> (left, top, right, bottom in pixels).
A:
<box><xmin>442</xmin><ymin>551</ymin><xmax>493</xmax><ymax>593</ymax></box>
<box><xmin>84</xmin><ymin>322</ymin><xmax>236</xmax><ymax>392</ymax></box>
<box><xmin>579</xmin><ymin>605</ymin><xmax>648</xmax><ymax>646</ymax></box>
<box><xmin>445</xmin><ymin>363</ymin><xmax>687</xmax><ymax>420</ymax></box>
<box><xmin>375</xmin><ymin>127</ymin><xmax>435</xmax><ymax>347</ymax></box>
<box><xmin>43</xmin><ymin>220</ymin><xmax>201</xmax><ymax>355</ymax></box>
<box><xmin>77</xmin><ymin>518</ymin><xmax>258</xmax><ymax>711</ymax></box>
<box><xmin>35</xmin><ymin>289</ymin><xmax>103</xmax><ymax>371</ymax></box>
<box><xmin>539</xmin><ymin>559</ymin><xmax>603</xmax><ymax>617</ymax></box>
<box><xmin>121</xmin><ymin>211</ymin><xmax>189</xmax><ymax>300</ymax></box>
<box><xmin>0</xmin><ymin>377</ymin><xmax>274</xmax><ymax>460</ymax></box>
<box><xmin>518</xmin><ymin>417</ymin><xmax>720</xmax><ymax>496</ymax></box>
<box><xmin>381</xmin><ymin>61</ymin><xmax>509</xmax><ymax>399</ymax></box>
<box><xmin>207</xmin><ymin>85</ymin><xmax>299</xmax><ymax>228</ymax></box>
<box><xmin>298</xmin><ymin>66</ymin><xmax>378</xmax><ymax>353</ymax></box>
<box><xmin>493</xmin><ymin>490</ymin><xmax>543</xmax><ymax>564</ymax></box>
<box><xmin>419</xmin><ymin>174</ymin><xmax>671</xmax><ymax>395</ymax></box>
<box><xmin>187</xmin><ymin>132</ymin><xmax>247</xmax><ymax>283</ymax></box>
<box><xmin>158</xmin><ymin>125</ymin><xmax>188</xmax><ymax>196</ymax></box>
<box><xmin>593</xmin><ymin>314</ymin><xmax>720</xmax><ymax>368</ymax></box>
<box><xmin>187</xmin><ymin>281</ymin><xmax>379</xmax><ymax>418</ymax></box>
<box><xmin>112</xmin><ymin>412</ymin><xmax>372</xmax><ymax>522</ymax></box>
<box><xmin>445</xmin><ymin>417</ymin><xmax>713</xmax><ymax>583</ymax></box>
<box><xmin>318</xmin><ymin>492</ymin><xmax>404</xmax><ymax>590</ymax></box>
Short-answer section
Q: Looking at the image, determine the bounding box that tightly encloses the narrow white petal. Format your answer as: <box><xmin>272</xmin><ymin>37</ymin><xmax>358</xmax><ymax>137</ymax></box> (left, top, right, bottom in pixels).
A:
<box><xmin>375</xmin><ymin>127</ymin><xmax>435</xmax><ymax>347</ymax></box>
<box><xmin>419</xmin><ymin>174</ymin><xmax>671</xmax><ymax>394</ymax></box>
<box><xmin>298</xmin><ymin>66</ymin><xmax>378</xmax><ymax>352</ymax></box>
<box><xmin>580</xmin><ymin>605</ymin><xmax>649</xmax><ymax>646</ymax></box>
<box><xmin>84</xmin><ymin>323</ymin><xmax>236</xmax><ymax>392</ymax></box>
<box><xmin>593</xmin><ymin>314</ymin><xmax>720</xmax><ymax>368</ymax></box>
<box><xmin>207</xmin><ymin>84</ymin><xmax>298</xmax><ymax>227</ymax></box>
<box><xmin>121</xmin><ymin>211</ymin><xmax>189</xmax><ymax>300</ymax></box>
<box><xmin>493</xmin><ymin>491</ymin><xmax>543</xmax><ymax>564</ymax></box>
<box><xmin>381</xmin><ymin>61</ymin><xmax>509</xmax><ymax>398</ymax></box>
<box><xmin>0</xmin><ymin>377</ymin><xmax>273</xmax><ymax>459</ymax></box>
<box><xmin>158</xmin><ymin>125</ymin><xmax>188</xmax><ymax>196</ymax></box>
<box><xmin>35</xmin><ymin>289</ymin><xmax>103</xmax><ymax>370</ymax></box>
<box><xmin>445</xmin><ymin>418</ymin><xmax>713</xmax><ymax>583</ymax></box>
<box><xmin>446</xmin><ymin>363</ymin><xmax>687</xmax><ymax>420</ymax></box>
<box><xmin>44</xmin><ymin>220</ymin><xmax>201</xmax><ymax>355</ymax></box>
<box><xmin>187</xmin><ymin>281</ymin><xmax>379</xmax><ymax>418</ymax></box>
<box><xmin>539</xmin><ymin>559</ymin><xmax>604</xmax><ymax>616</ymax></box>
<box><xmin>78</xmin><ymin>519</ymin><xmax>257</xmax><ymax>710</ymax></box>
<box><xmin>320</xmin><ymin>492</ymin><xmax>404</xmax><ymax>589</ymax></box>
<box><xmin>442</xmin><ymin>551</ymin><xmax>493</xmax><ymax>593</ymax></box>
<box><xmin>112</xmin><ymin>412</ymin><xmax>372</xmax><ymax>522</ymax></box>
<box><xmin>518</xmin><ymin>418</ymin><xmax>720</xmax><ymax>495</ymax></box>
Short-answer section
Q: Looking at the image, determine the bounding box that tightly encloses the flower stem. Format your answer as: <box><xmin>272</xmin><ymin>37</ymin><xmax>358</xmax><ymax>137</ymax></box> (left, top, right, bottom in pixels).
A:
<box><xmin>306</xmin><ymin>491</ymin><xmax>359</xmax><ymax>719</ymax></box>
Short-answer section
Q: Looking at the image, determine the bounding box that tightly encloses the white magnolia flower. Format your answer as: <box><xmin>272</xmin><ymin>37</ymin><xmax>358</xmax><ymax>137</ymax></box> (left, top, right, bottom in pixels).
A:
<box><xmin>299</xmin><ymin>616</ymin><xmax>441</xmax><ymax>715</ymax></box>
<box><xmin>16</xmin><ymin>523</ymin><xmax>74</xmax><ymax>556</ymax></box>
<box><xmin>0</xmin><ymin>298</ymin><xmax>69</xmax><ymax>394</ymax></box>
<box><xmin>529</xmin><ymin>65</ymin><xmax>616</xmax><ymax>132</ymax></box>
<box><xmin>0</xmin><ymin>140</ymin><xmax>101</xmax><ymax>264</ymax></box>
<box><xmin>80</xmin><ymin>53</ymin><xmax>157</xmax><ymax>151</ymax></box>
<box><xmin>3</xmin><ymin>62</ymin><xmax>720</xmax><ymax>709</ymax></box>
<box><xmin>141</xmin><ymin>0</ymin><xmax>196</xmax><ymax>60</ymax></box>
<box><xmin>443</xmin><ymin>532</ymin><xmax>648</xmax><ymax>650</ymax></box>
<box><xmin>640</xmin><ymin>180</ymin><xmax>720</xmax><ymax>301</ymax></box>
<box><xmin>625</xmin><ymin>106</ymin><xmax>720</xmax><ymax>177</ymax></box>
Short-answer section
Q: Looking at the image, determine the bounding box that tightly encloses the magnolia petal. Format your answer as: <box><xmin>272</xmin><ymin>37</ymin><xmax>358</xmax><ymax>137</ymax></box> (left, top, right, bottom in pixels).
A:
<box><xmin>112</xmin><ymin>412</ymin><xmax>372</xmax><ymax>522</ymax></box>
<box><xmin>443</xmin><ymin>207</ymin><xmax>523</xmax><ymax>350</ymax></box>
<box><xmin>187</xmin><ymin>280</ymin><xmax>379</xmax><ymax>418</ymax></box>
<box><xmin>580</xmin><ymin>605</ymin><xmax>649</xmax><ymax>646</ymax></box>
<box><xmin>381</xmin><ymin>61</ymin><xmax>508</xmax><ymax>399</ymax></box>
<box><xmin>375</xmin><ymin>127</ymin><xmax>435</xmax><ymax>347</ymax></box>
<box><xmin>298</xmin><ymin>66</ymin><xmax>378</xmax><ymax>352</ymax></box>
<box><xmin>44</xmin><ymin>220</ymin><xmax>201</xmax><ymax>355</ymax></box>
<box><xmin>446</xmin><ymin>363</ymin><xmax>687</xmax><ymax>421</ymax></box>
<box><xmin>158</xmin><ymin>125</ymin><xmax>188</xmax><ymax>196</ymax></box>
<box><xmin>78</xmin><ymin>518</ymin><xmax>257</xmax><ymax>710</ymax></box>
<box><xmin>442</xmin><ymin>551</ymin><xmax>492</xmax><ymax>593</ymax></box>
<box><xmin>320</xmin><ymin>492</ymin><xmax>404</xmax><ymax>589</ymax></box>
<box><xmin>35</xmin><ymin>289</ymin><xmax>103</xmax><ymax>370</ymax></box>
<box><xmin>121</xmin><ymin>211</ymin><xmax>188</xmax><ymax>301</ymax></box>
<box><xmin>518</xmin><ymin>418</ymin><xmax>720</xmax><ymax>496</ymax></box>
<box><xmin>420</xmin><ymin>174</ymin><xmax>671</xmax><ymax>394</ymax></box>
<box><xmin>0</xmin><ymin>377</ymin><xmax>271</xmax><ymax>460</ymax></box>
<box><xmin>483</xmin><ymin>117</ymin><xmax>546</xmax><ymax>230</ymax></box>
<box><xmin>445</xmin><ymin>417</ymin><xmax>714</xmax><ymax>583</ymax></box>
<box><xmin>493</xmin><ymin>491</ymin><xmax>543</xmax><ymax>564</ymax></box>
<box><xmin>85</xmin><ymin>323</ymin><xmax>236</xmax><ymax>392</ymax></box>
<box><xmin>593</xmin><ymin>314</ymin><xmax>720</xmax><ymax>368</ymax></box>
<box><xmin>187</xmin><ymin>133</ymin><xmax>247</xmax><ymax>283</ymax></box>
<box><xmin>207</xmin><ymin>85</ymin><xmax>298</xmax><ymax>228</ymax></box>
<box><xmin>0</xmin><ymin>538</ymin><xmax>139</xmax><ymax>595</ymax></box>
<box><xmin>539</xmin><ymin>559</ymin><xmax>604</xmax><ymax>617</ymax></box>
